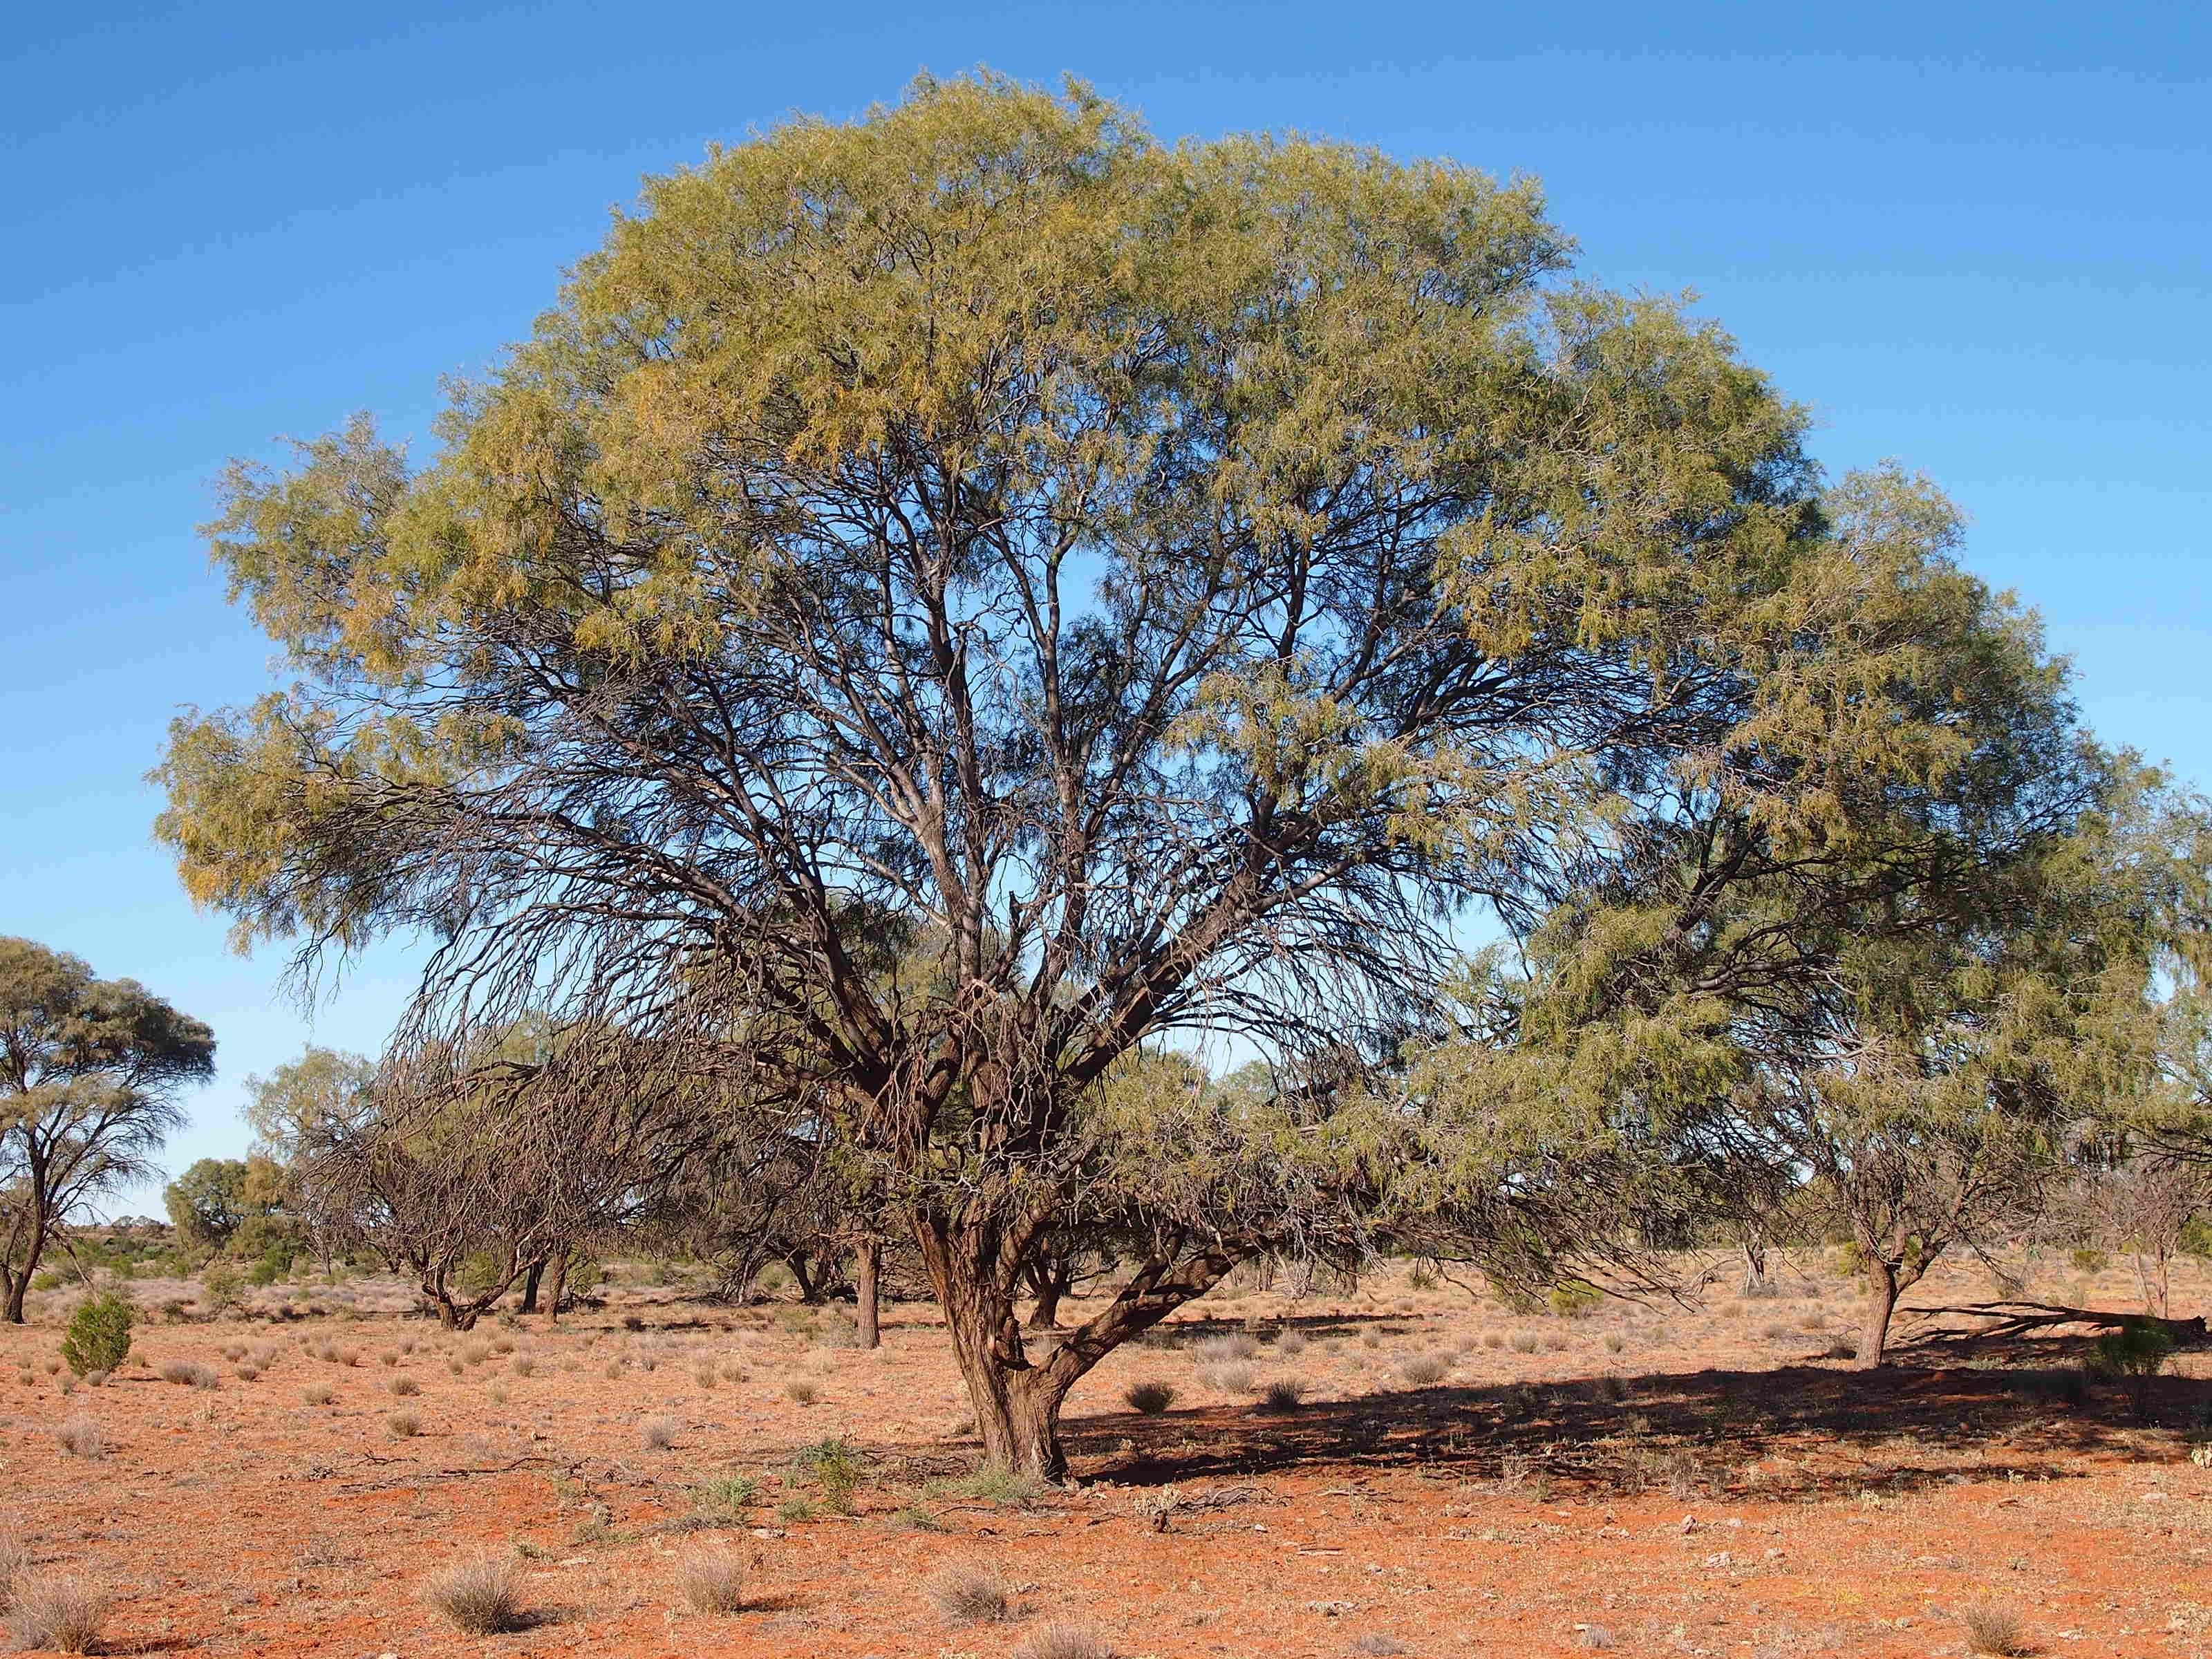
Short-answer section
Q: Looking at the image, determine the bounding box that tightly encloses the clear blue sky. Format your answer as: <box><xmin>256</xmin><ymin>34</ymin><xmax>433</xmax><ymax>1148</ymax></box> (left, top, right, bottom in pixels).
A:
<box><xmin>3</xmin><ymin>1</ymin><xmax>2206</xmax><ymax>1216</ymax></box>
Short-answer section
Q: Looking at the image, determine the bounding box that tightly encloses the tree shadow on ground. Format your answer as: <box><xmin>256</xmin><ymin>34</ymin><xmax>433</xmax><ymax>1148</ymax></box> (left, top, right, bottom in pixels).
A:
<box><xmin>1063</xmin><ymin>1315</ymin><xmax>2208</xmax><ymax>1501</ymax></box>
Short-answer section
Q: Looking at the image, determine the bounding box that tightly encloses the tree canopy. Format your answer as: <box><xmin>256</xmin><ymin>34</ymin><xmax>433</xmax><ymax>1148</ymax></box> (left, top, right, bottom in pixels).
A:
<box><xmin>1</xmin><ymin>935</ymin><xmax>215</xmax><ymax>1320</ymax></box>
<box><xmin>152</xmin><ymin>73</ymin><xmax>2174</xmax><ymax>1469</ymax></box>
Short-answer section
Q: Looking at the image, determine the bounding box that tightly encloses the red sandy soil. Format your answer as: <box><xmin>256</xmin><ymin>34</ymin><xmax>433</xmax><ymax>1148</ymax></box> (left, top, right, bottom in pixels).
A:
<box><xmin>6</xmin><ymin>1256</ymin><xmax>2212</xmax><ymax>1657</ymax></box>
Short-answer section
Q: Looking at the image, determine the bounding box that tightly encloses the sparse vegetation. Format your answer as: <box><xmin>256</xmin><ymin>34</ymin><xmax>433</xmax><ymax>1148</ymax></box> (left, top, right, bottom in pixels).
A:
<box><xmin>922</xmin><ymin>1559</ymin><xmax>1011</xmax><ymax>1626</ymax></box>
<box><xmin>1397</xmin><ymin>1352</ymin><xmax>1450</xmax><ymax>1387</ymax></box>
<box><xmin>4</xmin><ymin>1572</ymin><xmax>109</xmax><ymax>1654</ymax></box>
<box><xmin>1123</xmin><ymin>1380</ymin><xmax>1177</xmax><ymax>1414</ymax></box>
<box><xmin>1257</xmin><ymin>1376</ymin><xmax>1310</xmax><ymax>1410</ymax></box>
<box><xmin>52</xmin><ymin>1417</ymin><xmax>102</xmax><ymax>1459</ymax></box>
<box><xmin>386</xmin><ymin>1409</ymin><xmax>422</xmax><ymax>1438</ymax></box>
<box><xmin>1961</xmin><ymin>1600</ymin><xmax>2034</xmax><ymax>1657</ymax></box>
<box><xmin>1013</xmin><ymin>1620</ymin><xmax>1116</xmax><ymax>1659</ymax></box>
<box><xmin>675</xmin><ymin>1544</ymin><xmax>747</xmax><ymax>1613</ymax></box>
<box><xmin>423</xmin><ymin>1552</ymin><xmax>523</xmax><ymax>1635</ymax></box>
<box><xmin>641</xmin><ymin>1416</ymin><xmax>677</xmax><ymax>1450</ymax></box>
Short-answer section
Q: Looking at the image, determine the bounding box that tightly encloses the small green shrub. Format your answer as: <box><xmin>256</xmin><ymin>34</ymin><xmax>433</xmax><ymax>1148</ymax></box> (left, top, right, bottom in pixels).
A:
<box><xmin>2071</xmin><ymin>1247</ymin><xmax>2110</xmax><ymax>1275</ymax></box>
<box><xmin>59</xmin><ymin>1292</ymin><xmax>133</xmax><ymax>1377</ymax></box>
<box><xmin>200</xmin><ymin>1262</ymin><xmax>246</xmax><ymax>1311</ymax></box>
<box><xmin>1549</xmin><ymin>1281</ymin><xmax>1604</xmax><ymax>1319</ymax></box>
<box><xmin>695</xmin><ymin>1474</ymin><xmax>759</xmax><ymax>1517</ymax></box>
<box><xmin>796</xmin><ymin>1436</ymin><xmax>865</xmax><ymax>1511</ymax></box>
<box><xmin>2090</xmin><ymin>1319</ymin><xmax>2174</xmax><ymax>1415</ymax></box>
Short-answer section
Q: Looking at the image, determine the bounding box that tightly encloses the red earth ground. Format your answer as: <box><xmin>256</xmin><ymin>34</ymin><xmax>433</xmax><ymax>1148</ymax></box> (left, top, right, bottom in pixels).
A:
<box><xmin>6</xmin><ymin>1254</ymin><xmax>2211</xmax><ymax>1657</ymax></box>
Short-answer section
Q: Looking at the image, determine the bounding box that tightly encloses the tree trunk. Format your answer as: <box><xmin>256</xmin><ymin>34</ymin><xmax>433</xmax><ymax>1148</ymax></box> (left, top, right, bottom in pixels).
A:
<box><xmin>543</xmin><ymin>1250</ymin><xmax>568</xmax><ymax>1327</ymax></box>
<box><xmin>915</xmin><ymin>1219</ymin><xmax>1074</xmax><ymax>1480</ymax></box>
<box><xmin>854</xmin><ymin>1237</ymin><xmax>881</xmax><ymax>1350</ymax></box>
<box><xmin>1026</xmin><ymin>1256</ymin><xmax>1071</xmax><ymax>1331</ymax></box>
<box><xmin>1741</xmin><ymin>1238</ymin><xmax>1768</xmax><ymax>1293</ymax></box>
<box><xmin>6</xmin><ymin>1209</ymin><xmax>47</xmax><ymax>1323</ymax></box>
<box><xmin>518</xmin><ymin>1257</ymin><xmax>546</xmax><ymax>1315</ymax></box>
<box><xmin>1856</xmin><ymin>1259</ymin><xmax>1899</xmax><ymax>1368</ymax></box>
<box><xmin>785</xmin><ymin>1250</ymin><xmax>821</xmax><ymax>1304</ymax></box>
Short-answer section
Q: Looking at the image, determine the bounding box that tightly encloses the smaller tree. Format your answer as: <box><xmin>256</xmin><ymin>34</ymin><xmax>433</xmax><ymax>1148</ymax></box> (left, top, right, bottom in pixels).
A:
<box><xmin>162</xmin><ymin>1157</ymin><xmax>252</xmax><ymax>1258</ymax></box>
<box><xmin>60</xmin><ymin>1288</ymin><xmax>133</xmax><ymax>1375</ymax></box>
<box><xmin>0</xmin><ymin>937</ymin><xmax>215</xmax><ymax>1322</ymax></box>
<box><xmin>2077</xmin><ymin>1156</ymin><xmax>2211</xmax><ymax>1318</ymax></box>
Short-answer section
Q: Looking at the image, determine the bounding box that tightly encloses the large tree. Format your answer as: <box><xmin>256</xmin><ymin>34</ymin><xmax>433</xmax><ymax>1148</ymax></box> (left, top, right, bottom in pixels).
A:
<box><xmin>156</xmin><ymin>75</ymin><xmax>2036</xmax><ymax>1473</ymax></box>
<box><xmin>0</xmin><ymin>937</ymin><xmax>215</xmax><ymax>1321</ymax></box>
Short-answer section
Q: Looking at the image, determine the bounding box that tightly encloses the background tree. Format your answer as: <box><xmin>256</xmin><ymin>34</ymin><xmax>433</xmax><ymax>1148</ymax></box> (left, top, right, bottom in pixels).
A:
<box><xmin>1414</xmin><ymin>469</ymin><xmax>2184</xmax><ymax>1365</ymax></box>
<box><xmin>0</xmin><ymin>936</ymin><xmax>214</xmax><ymax>1321</ymax></box>
<box><xmin>157</xmin><ymin>75</ymin><xmax>2079</xmax><ymax>1472</ymax></box>
<box><xmin>162</xmin><ymin>1156</ymin><xmax>252</xmax><ymax>1257</ymax></box>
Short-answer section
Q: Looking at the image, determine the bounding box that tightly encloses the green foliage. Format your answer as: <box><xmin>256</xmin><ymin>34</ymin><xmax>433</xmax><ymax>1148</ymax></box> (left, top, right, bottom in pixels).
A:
<box><xmin>2089</xmin><ymin>1320</ymin><xmax>2174</xmax><ymax>1380</ymax></box>
<box><xmin>200</xmin><ymin>1262</ymin><xmax>245</xmax><ymax>1311</ymax></box>
<box><xmin>142</xmin><ymin>68</ymin><xmax>2196</xmax><ymax>1467</ymax></box>
<box><xmin>60</xmin><ymin>1291</ymin><xmax>133</xmax><ymax>1376</ymax></box>
<box><xmin>694</xmin><ymin>1474</ymin><xmax>759</xmax><ymax>1518</ymax></box>
<box><xmin>0</xmin><ymin>937</ymin><xmax>214</xmax><ymax>1318</ymax></box>
<box><xmin>2181</xmin><ymin>1217</ymin><xmax>2212</xmax><ymax>1260</ymax></box>
<box><xmin>163</xmin><ymin>1158</ymin><xmax>253</xmax><ymax>1253</ymax></box>
<box><xmin>793</xmin><ymin>1436</ymin><xmax>866</xmax><ymax>1512</ymax></box>
<box><xmin>2072</xmin><ymin>1247</ymin><xmax>2110</xmax><ymax>1274</ymax></box>
<box><xmin>454</xmin><ymin>1250</ymin><xmax>506</xmax><ymax>1299</ymax></box>
<box><xmin>1548</xmin><ymin>1281</ymin><xmax>1604</xmax><ymax>1319</ymax></box>
<box><xmin>924</xmin><ymin>1465</ymin><xmax>1049</xmax><ymax>1509</ymax></box>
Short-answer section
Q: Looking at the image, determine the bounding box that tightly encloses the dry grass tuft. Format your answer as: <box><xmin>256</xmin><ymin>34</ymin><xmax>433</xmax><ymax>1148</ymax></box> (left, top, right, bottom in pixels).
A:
<box><xmin>1123</xmin><ymin>1380</ymin><xmax>1177</xmax><ymax>1414</ymax></box>
<box><xmin>641</xmin><ymin>1416</ymin><xmax>677</xmax><ymax>1450</ymax></box>
<box><xmin>385</xmin><ymin>1409</ymin><xmax>423</xmax><ymax>1438</ymax></box>
<box><xmin>0</xmin><ymin>1527</ymin><xmax>28</xmax><ymax>1599</ymax></box>
<box><xmin>785</xmin><ymin>1376</ymin><xmax>819</xmax><ymax>1405</ymax></box>
<box><xmin>1397</xmin><ymin>1351</ymin><xmax>1450</xmax><ymax>1387</ymax></box>
<box><xmin>922</xmin><ymin>1559</ymin><xmax>1011</xmax><ymax>1625</ymax></box>
<box><xmin>1013</xmin><ymin>1620</ymin><xmax>1116</xmax><ymax>1659</ymax></box>
<box><xmin>51</xmin><ymin>1417</ymin><xmax>102</xmax><ymax>1459</ymax></box>
<box><xmin>5</xmin><ymin>1572</ymin><xmax>110</xmax><ymax>1653</ymax></box>
<box><xmin>386</xmin><ymin>1375</ymin><xmax>420</xmax><ymax>1397</ymax></box>
<box><xmin>1257</xmin><ymin>1377</ymin><xmax>1310</xmax><ymax>1410</ymax></box>
<box><xmin>1962</xmin><ymin>1602</ymin><xmax>2035</xmax><ymax>1657</ymax></box>
<box><xmin>423</xmin><ymin>1552</ymin><xmax>523</xmax><ymax>1635</ymax></box>
<box><xmin>675</xmin><ymin>1544</ymin><xmax>748</xmax><ymax>1613</ymax></box>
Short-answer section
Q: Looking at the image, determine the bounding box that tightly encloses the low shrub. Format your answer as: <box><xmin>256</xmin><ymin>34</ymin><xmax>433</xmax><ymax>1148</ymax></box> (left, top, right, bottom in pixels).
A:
<box><xmin>676</xmin><ymin>1544</ymin><xmax>747</xmax><ymax>1613</ymax></box>
<box><xmin>5</xmin><ymin>1571</ymin><xmax>109</xmax><ymax>1653</ymax></box>
<box><xmin>1123</xmin><ymin>1380</ymin><xmax>1177</xmax><ymax>1414</ymax></box>
<box><xmin>922</xmin><ymin>1559</ymin><xmax>1011</xmax><ymax>1625</ymax></box>
<box><xmin>59</xmin><ymin>1293</ymin><xmax>133</xmax><ymax>1378</ymax></box>
<box><xmin>1397</xmin><ymin>1352</ymin><xmax>1450</xmax><ymax>1388</ymax></box>
<box><xmin>641</xmin><ymin>1417</ymin><xmax>678</xmax><ymax>1450</ymax></box>
<box><xmin>386</xmin><ymin>1409</ymin><xmax>423</xmax><ymax>1438</ymax></box>
<box><xmin>1257</xmin><ymin>1377</ymin><xmax>1309</xmax><ymax>1410</ymax></box>
<box><xmin>52</xmin><ymin>1417</ymin><xmax>102</xmax><ymax>1459</ymax></box>
<box><xmin>1549</xmin><ymin>1282</ymin><xmax>1604</xmax><ymax>1319</ymax></box>
<box><xmin>1015</xmin><ymin>1620</ymin><xmax>1116</xmax><ymax>1659</ymax></box>
<box><xmin>1960</xmin><ymin>1600</ymin><xmax>2034</xmax><ymax>1657</ymax></box>
<box><xmin>423</xmin><ymin>1552</ymin><xmax>523</xmax><ymax>1635</ymax></box>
